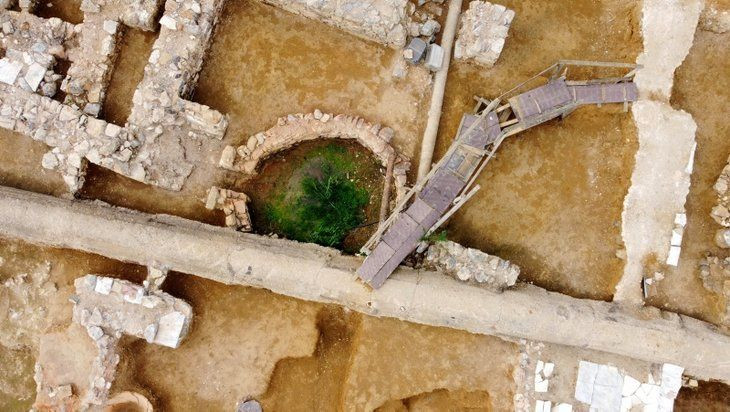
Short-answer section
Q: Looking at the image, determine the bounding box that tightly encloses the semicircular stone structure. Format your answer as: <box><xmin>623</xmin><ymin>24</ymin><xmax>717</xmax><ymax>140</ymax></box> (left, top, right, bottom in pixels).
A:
<box><xmin>219</xmin><ymin>111</ymin><xmax>411</xmax><ymax>200</ymax></box>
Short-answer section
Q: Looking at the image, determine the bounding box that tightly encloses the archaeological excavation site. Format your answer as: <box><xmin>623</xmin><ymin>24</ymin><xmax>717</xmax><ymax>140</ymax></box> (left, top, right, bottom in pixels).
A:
<box><xmin>0</xmin><ymin>0</ymin><xmax>729</xmax><ymax>410</ymax></box>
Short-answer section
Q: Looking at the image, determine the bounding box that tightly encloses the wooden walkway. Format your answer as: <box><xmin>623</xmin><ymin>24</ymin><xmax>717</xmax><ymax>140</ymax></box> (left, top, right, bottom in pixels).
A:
<box><xmin>358</xmin><ymin>60</ymin><xmax>639</xmax><ymax>289</ymax></box>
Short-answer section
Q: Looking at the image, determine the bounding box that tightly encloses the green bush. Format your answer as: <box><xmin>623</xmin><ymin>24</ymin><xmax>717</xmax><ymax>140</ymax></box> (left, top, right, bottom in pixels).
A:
<box><xmin>265</xmin><ymin>146</ymin><xmax>370</xmax><ymax>248</ymax></box>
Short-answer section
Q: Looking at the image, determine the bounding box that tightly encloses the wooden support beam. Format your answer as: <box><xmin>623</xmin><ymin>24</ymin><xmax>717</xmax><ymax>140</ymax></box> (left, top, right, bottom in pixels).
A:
<box><xmin>425</xmin><ymin>184</ymin><xmax>481</xmax><ymax>238</ymax></box>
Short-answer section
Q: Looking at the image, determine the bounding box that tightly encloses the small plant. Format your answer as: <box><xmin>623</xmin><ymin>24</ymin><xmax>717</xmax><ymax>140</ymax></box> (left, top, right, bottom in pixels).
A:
<box><xmin>265</xmin><ymin>144</ymin><xmax>370</xmax><ymax>248</ymax></box>
<box><xmin>422</xmin><ymin>230</ymin><xmax>448</xmax><ymax>243</ymax></box>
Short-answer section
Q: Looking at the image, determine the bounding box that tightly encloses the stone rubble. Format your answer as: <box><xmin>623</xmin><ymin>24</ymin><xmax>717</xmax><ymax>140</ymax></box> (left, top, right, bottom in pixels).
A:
<box><xmin>424</xmin><ymin>240</ymin><xmax>519</xmax><ymax>292</ymax></box>
<box><xmin>59</xmin><ymin>274</ymin><xmax>193</xmax><ymax>407</ymax></box>
<box><xmin>205</xmin><ymin>186</ymin><xmax>253</xmax><ymax>232</ymax></box>
<box><xmin>0</xmin><ymin>0</ymin><xmax>228</xmax><ymax>193</ymax></box>
<box><xmin>711</xmin><ymin>154</ymin><xmax>730</xmax><ymax>228</ymax></box>
<box><xmin>0</xmin><ymin>11</ymin><xmax>75</xmax><ymax>97</ymax></box>
<box><xmin>665</xmin><ymin>212</ymin><xmax>687</xmax><ymax>266</ymax></box>
<box><xmin>453</xmin><ymin>1</ymin><xmax>514</xmax><ymax>68</ymax></box>
<box><xmin>698</xmin><ymin>255</ymin><xmax>730</xmax><ymax>326</ymax></box>
<box><xmin>261</xmin><ymin>0</ymin><xmax>410</xmax><ymax>48</ymax></box>
<box><xmin>219</xmin><ymin>111</ymin><xmax>411</xmax><ymax>203</ymax></box>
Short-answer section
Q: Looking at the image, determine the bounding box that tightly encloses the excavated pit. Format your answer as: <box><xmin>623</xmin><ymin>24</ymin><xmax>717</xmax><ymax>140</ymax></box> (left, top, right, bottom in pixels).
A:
<box><xmin>1</xmin><ymin>0</ymin><xmax>730</xmax><ymax>409</ymax></box>
<box><xmin>435</xmin><ymin>0</ymin><xmax>642</xmax><ymax>300</ymax></box>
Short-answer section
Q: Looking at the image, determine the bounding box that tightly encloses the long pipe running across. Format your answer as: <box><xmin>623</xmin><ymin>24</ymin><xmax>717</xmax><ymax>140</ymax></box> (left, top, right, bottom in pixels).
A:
<box><xmin>0</xmin><ymin>186</ymin><xmax>729</xmax><ymax>382</ymax></box>
<box><xmin>416</xmin><ymin>0</ymin><xmax>463</xmax><ymax>180</ymax></box>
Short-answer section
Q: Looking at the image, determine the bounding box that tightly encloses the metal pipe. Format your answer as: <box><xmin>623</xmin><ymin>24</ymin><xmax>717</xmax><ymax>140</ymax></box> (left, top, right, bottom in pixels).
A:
<box><xmin>416</xmin><ymin>0</ymin><xmax>463</xmax><ymax>180</ymax></box>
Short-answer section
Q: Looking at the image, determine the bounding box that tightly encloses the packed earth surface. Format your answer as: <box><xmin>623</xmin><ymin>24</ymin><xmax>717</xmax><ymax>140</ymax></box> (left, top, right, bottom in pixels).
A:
<box><xmin>0</xmin><ymin>0</ymin><xmax>729</xmax><ymax>411</ymax></box>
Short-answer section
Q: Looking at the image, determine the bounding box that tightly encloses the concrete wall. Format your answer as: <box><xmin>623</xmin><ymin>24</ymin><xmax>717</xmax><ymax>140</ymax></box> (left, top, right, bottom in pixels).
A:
<box><xmin>0</xmin><ymin>186</ymin><xmax>728</xmax><ymax>382</ymax></box>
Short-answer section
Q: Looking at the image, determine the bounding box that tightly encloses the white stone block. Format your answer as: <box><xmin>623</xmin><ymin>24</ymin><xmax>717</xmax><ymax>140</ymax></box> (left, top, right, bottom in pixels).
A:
<box><xmin>24</xmin><ymin>62</ymin><xmax>46</xmax><ymax>92</ymax></box>
<box><xmin>622</xmin><ymin>375</ymin><xmax>641</xmax><ymax>397</ymax></box>
<box><xmin>153</xmin><ymin>311</ymin><xmax>187</xmax><ymax>348</ymax></box>
<box><xmin>660</xmin><ymin>363</ymin><xmax>684</xmax><ymax>399</ymax></box>
<box><xmin>159</xmin><ymin>15</ymin><xmax>177</xmax><ymax>30</ymax></box>
<box><xmin>575</xmin><ymin>361</ymin><xmax>599</xmax><ymax>403</ymax></box>
<box><xmin>0</xmin><ymin>58</ymin><xmax>23</xmax><ymax>85</ymax></box>
<box><xmin>543</xmin><ymin>362</ymin><xmax>555</xmax><ymax>377</ymax></box>
<box><xmin>670</xmin><ymin>229</ymin><xmax>683</xmax><ymax>246</ymax></box>
<box><xmin>674</xmin><ymin>213</ymin><xmax>687</xmax><ymax>226</ymax></box>
<box><xmin>94</xmin><ymin>277</ymin><xmax>114</xmax><ymax>295</ymax></box>
<box><xmin>535</xmin><ymin>378</ymin><xmax>549</xmax><ymax>393</ymax></box>
<box><xmin>666</xmin><ymin>245</ymin><xmax>681</xmax><ymax>266</ymax></box>
<box><xmin>425</xmin><ymin>44</ymin><xmax>444</xmax><ymax>71</ymax></box>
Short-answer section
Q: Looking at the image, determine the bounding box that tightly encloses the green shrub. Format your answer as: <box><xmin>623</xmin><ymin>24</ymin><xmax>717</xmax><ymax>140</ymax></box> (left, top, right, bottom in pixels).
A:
<box><xmin>265</xmin><ymin>145</ymin><xmax>370</xmax><ymax>248</ymax></box>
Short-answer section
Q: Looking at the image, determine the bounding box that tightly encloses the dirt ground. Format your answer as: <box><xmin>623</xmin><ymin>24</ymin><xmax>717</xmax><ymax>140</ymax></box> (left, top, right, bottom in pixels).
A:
<box><xmin>2</xmin><ymin>0</ymin><xmax>730</xmax><ymax>409</ymax></box>
<box><xmin>436</xmin><ymin>0</ymin><xmax>642</xmax><ymax>300</ymax></box>
<box><xmin>647</xmin><ymin>25</ymin><xmax>730</xmax><ymax>325</ymax></box>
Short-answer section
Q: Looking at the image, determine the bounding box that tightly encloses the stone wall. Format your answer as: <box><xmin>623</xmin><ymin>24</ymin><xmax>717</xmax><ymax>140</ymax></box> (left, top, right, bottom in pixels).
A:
<box><xmin>711</xmin><ymin>155</ymin><xmax>730</xmax><ymax>228</ymax></box>
<box><xmin>424</xmin><ymin>240</ymin><xmax>519</xmax><ymax>292</ymax></box>
<box><xmin>0</xmin><ymin>0</ymin><xmax>229</xmax><ymax>193</ymax></box>
<box><xmin>453</xmin><ymin>1</ymin><xmax>514</xmax><ymax>68</ymax></box>
<box><xmin>219</xmin><ymin>111</ymin><xmax>411</xmax><ymax>201</ymax></box>
<box><xmin>262</xmin><ymin>0</ymin><xmax>409</xmax><ymax>47</ymax></box>
<box><xmin>34</xmin><ymin>274</ymin><xmax>193</xmax><ymax>409</ymax></box>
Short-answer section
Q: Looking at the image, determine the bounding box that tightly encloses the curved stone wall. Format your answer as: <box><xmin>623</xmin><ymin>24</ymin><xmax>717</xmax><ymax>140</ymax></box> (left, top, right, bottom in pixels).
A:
<box><xmin>219</xmin><ymin>111</ymin><xmax>411</xmax><ymax>200</ymax></box>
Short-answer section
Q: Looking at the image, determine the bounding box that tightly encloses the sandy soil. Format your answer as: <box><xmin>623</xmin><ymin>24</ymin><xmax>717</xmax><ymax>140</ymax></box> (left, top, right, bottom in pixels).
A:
<box><xmin>433</xmin><ymin>0</ymin><xmax>642</xmax><ymax>300</ymax></box>
<box><xmin>103</xmin><ymin>28</ymin><xmax>157</xmax><ymax>126</ymax></box>
<box><xmin>342</xmin><ymin>316</ymin><xmax>518</xmax><ymax>412</ymax></box>
<box><xmin>647</xmin><ymin>25</ymin><xmax>730</xmax><ymax>324</ymax></box>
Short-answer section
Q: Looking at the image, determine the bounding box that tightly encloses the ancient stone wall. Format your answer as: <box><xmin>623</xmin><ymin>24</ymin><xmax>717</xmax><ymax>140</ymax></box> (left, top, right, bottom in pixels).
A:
<box><xmin>261</xmin><ymin>0</ymin><xmax>409</xmax><ymax>47</ymax></box>
<box><xmin>0</xmin><ymin>0</ymin><xmax>229</xmax><ymax>192</ymax></box>
<box><xmin>453</xmin><ymin>1</ymin><xmax>513</xmax><ymax>68</ymax></box>
<box><xmin>219</xmin><ymin>111</ymin><xmax>410</xmax><ymax>201</ymax></box>
<box><xmin>424</xmin><ymin>240</ymin><xmax>519</xmax><ymax>292</ymax></box>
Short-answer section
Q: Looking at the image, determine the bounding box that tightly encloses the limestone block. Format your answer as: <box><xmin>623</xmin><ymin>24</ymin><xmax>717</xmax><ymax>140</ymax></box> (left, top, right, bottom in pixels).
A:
<box><xmin>454</xmin><ymin>1</ymin><xmax>513</xmax><ymax>68</ymax></box>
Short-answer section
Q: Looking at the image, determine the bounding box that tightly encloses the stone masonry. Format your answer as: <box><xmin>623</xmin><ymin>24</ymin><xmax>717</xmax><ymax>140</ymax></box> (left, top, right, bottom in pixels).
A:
<box><xmin>62</xmin><ymin>0</ymin><xmax>161</xmax><ymax>115</ymax></box>
<box><xmin>261</xmin><ymin>0</ymin><xmax>409</xmax><ymax>47</ymax></box>
<box><xmin>205</xmin><ymin>186</ymin><xmax>253</xmax><ymax>232</ymax></box>
<box><xmin>219</xmin><ymin>111</ymin><xmax>411</xmax><ymax>202</ymax></box>
<box><xmin>454</xmin><ymin>1</ymin><xmax>514</xmax><ymax>67</ymax></box>
<box><xmin>424</xmin><ymin>240</ymin><xmax>519</xmax><ymax>292</ymax></box>
<box><xmin>0</xmin><ymin>0</ymin><xmax>228</xmax><ymax>193</ymax></box>
<box><xmin>34</xmin><ymin>274</ymin><xmax>192</xmax><ymax>409</ymax></box>
<box><xmin>698</xmin><ymin>255</ymin><xmax>730</xmax><ymax>327</ymax></box>
<box><xmin>711</xmin><ymin>154</ymin><xmax>730</xmax><ymax>228</ymax></box>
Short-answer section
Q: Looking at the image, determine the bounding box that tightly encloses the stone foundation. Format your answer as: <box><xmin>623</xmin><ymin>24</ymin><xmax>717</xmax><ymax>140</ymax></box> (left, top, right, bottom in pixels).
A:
<box><xmin>205</xmin><ymin>186</ymin><xmax>253</xmax><ymax>232</ymax></box>
<box><xmin>711</xmin><ymin>154</ymin><xmax>730</xmax><ymax>228</ymax></box>
<box><xmin>219</xmin><ymin>111</ymin><xmax>410</xmax><ymax>202</ymax></box>
<box><xmin>453</xmin><ymin>1</ymin><xmax>514</xmax><ymax>68</ymax></box>
<box><xmin>261</xmin><ymin>0</ymin><xmax>409</xmax><ymax>47</ymax></box>
<box><xmin>698</xmin><ymin>256</ymin><xmax>730</xmax><ymax>326</ymax></box>
<box><xmin>0</xmin><ymin>0</ymin><xmax>228</xmax><ymax>193</ymax></box>
<box><xmin>424</xmin><ymin>240</ymin><xmax>519</xmax><ymax>292</ymax></box>
<box><xmin>34</xmin><ymin>274</ymin><xmax>192</xmax><ymax>409</ymax></box>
